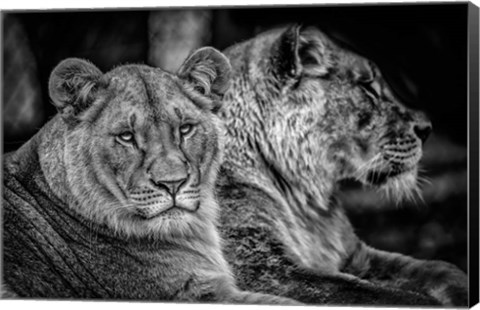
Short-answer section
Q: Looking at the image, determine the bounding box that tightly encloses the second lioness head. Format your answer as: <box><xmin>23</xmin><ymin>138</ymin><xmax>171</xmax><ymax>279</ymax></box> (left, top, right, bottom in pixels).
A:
<box><xmin>222</xmin><ymin>25</ymin><xmax>432</xmax><ymax>205</ymax></box>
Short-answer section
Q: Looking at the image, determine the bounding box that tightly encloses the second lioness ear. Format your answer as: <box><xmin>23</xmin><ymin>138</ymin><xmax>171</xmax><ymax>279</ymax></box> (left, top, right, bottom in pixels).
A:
<box><xmin>48</xmin><ymin>58</ymin><xmax>103</xmax><ymax>123</ymax></box>
<box><xmin>177</xmin><ymin>47</ymin><xmax>232</xmax><ymax>100</ymax></box>
<box><xmin>272</xmin><ymin>25</ymin><xmax>333</xmax><ymax>83</ymax></box>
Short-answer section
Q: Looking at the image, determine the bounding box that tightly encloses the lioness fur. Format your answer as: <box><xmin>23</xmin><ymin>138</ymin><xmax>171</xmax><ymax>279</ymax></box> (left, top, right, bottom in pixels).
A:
<box><xmin>217</xmin><ymin>25</ymin><xmax>468</xmax><ymax>306</ymax></box>
<box><xmin>1</xmin><ymin>47</ymin><xmax>298</xmax><ymax>304</ymax></box>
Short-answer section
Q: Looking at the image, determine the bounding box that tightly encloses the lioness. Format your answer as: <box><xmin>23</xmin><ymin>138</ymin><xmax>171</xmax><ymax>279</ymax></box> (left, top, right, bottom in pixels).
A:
<box><xmin>217</xmin><ymin>25</ymin><xmax>468</xmax><ymax>306</ymax></box>
<box><xmin>1</xmin><ymin>47</ymin><xmax>297</xmax><ymax>304</ymax></box>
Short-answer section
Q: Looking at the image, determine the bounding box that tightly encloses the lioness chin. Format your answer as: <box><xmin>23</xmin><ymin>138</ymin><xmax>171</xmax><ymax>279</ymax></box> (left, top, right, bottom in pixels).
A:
<box><xmin>217</xmin><ymin>25</ymin><xmax>468</xmax><ymax>306</ymax></box>
<box><xmin>2</xmin><ymin>46</ymin><xmax>298</xmax><ymax>304</ymax></box>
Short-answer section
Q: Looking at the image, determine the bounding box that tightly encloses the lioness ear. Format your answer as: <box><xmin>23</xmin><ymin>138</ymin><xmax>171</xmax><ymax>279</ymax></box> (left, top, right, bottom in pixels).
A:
<box><xmin>48</xmin><ymin>58</ymin><xmax>103</xmax><ymax>123</ymax></box>
<box><xmin>271</xmin><ymin>25</ymin><xmax>302</xmax><ymax>80</ymax></box>
<box><xmin>272</xmin><ymin>25</ymin><xmax>333</xmax><ymax>83</ymax></box>
<box><xmin>177</xmin><ymin>47</ymin><xmax>232</xmax><ymax>110</ymax></box>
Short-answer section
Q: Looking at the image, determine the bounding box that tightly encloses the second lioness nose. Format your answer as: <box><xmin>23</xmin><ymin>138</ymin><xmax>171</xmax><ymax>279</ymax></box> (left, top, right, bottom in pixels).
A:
<box><xmin>413</xmin><ymin>122</ymin><xmax>432</xmax><ymax>143</ymax></box>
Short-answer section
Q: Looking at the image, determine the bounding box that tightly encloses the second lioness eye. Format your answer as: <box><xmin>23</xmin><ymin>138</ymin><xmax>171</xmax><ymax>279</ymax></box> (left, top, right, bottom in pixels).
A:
<box><xmin>179</xmin><ymin>124</ymin><xmax>194</xmax><ymax>135</ymax></box>
<box><xmin>118</xmin><ymin>132</ymin><xmax>135</xmax><ymax>143</ymax></box>
<box><xmin>360</xmin><ymin>81</ymin><xmax>380</xmax><ymax>101</ymax></box>
<box><xmin>357</xmin><ymin>112</ymin><xmax>372</xmax><ymax>129</ymax></box>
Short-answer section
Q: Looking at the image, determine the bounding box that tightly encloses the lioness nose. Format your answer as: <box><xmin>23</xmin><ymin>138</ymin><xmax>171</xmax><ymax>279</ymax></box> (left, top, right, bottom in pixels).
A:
<box><xmin>151</xmin><ymin>178</ymin><xmax>187</xmax><ymax>195</ymax></box>
<box><xmin>413</xmin><ymin>122</ymin><xmax>432</xmax><ymax>143</ymax></box>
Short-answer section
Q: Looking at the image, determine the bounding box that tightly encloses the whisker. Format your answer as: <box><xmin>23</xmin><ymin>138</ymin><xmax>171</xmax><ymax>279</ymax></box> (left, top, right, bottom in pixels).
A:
<box><xmin>355</xmin><ymin>153</ymin><xmax>382</xmax><ymax>181</ymax></box>
<box><xmin>417</xmin><ymin>175</ymin><xmax>432</xmax><ymax>187</ymax></box>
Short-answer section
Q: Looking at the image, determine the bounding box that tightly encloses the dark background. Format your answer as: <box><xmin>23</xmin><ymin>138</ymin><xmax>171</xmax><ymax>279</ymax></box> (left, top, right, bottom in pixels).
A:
<box><xmin>2</xmin><ymin>4</ymin><xmax>469</xmax><ymax>272</ymax></box>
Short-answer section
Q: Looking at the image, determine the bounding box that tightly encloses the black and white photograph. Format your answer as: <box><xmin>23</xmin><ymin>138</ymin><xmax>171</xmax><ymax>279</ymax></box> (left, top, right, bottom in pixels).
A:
<box><xmin>1</xmin><ymin>1</ymin><xmax>479</xmax><ymax>308</ymax></box>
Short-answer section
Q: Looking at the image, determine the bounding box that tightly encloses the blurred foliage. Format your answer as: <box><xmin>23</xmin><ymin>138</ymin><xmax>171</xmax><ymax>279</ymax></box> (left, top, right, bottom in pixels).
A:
<box><xmin>3</xmin><ymin>15</ymin><xmax>44</xmax><ymax>144</ymax></box>
<box><xmin>148</xmin><ymin>10</ymin><xmax>212</xmax><ymax>71</ymax></box>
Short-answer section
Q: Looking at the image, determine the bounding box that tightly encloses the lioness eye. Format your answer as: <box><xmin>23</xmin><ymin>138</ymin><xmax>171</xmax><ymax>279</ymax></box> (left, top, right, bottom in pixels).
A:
<box><xmin>117</xmin><ymin>132</ymin><xmax>134</xmax><ymax>143</ymax></box>
<box><xmin>194</xmin><ymin>85</ymin><xmax>207</xmax><ymax>95</ymax></box>
<box><xmin>179</xmin><ymin>124</ymin><xmax>193</xmax><ymax>135</ymax></box>
<box><xmin>360</xmin><ymin>81</ymin><xmax>380</xmax><ymax>100</ymax></box>
<box><xmin>357</xmin><ymin>112</ymin><xmax>372</xmax><ymax>129</ymax></box>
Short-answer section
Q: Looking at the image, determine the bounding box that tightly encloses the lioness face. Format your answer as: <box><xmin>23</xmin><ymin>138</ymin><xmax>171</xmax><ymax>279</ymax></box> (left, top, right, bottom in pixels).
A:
<box><xmin>98</xmin><ymin>68</ymin><xmax>220</xmax><ymax>221</ymax></box>
<box><xmin>48</xmin><ymin>48</ymin><xmax>231</xmax><ymax>238</ymax></box>
<box><xmin>304</xmin><ymin>58</ymin><xmax>431</xmax><ymax>201</ymax></box>
<box><xmin>296</xmin><ymin>29</ymin><xmax>430</xmax><ymax>202</ymax></box>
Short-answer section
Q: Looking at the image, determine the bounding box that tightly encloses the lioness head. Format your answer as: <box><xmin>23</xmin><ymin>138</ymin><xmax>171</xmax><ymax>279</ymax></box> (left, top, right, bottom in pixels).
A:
<box><xmin>222</xmin><ymin>26</ymin><xmax>431</xmax><ymax>206</ymax></box>
<box><xmin>47</xmin><ymin>47</ymin><xmax>231</xmax><ymax>238</ymax></box>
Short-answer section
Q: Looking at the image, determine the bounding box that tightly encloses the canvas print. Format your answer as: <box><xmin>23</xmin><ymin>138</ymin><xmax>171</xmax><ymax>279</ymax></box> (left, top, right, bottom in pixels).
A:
<box><xmin>1</xmin><ymin>3</ymin><xmax>478</xmax><ymax>307</ymax></box>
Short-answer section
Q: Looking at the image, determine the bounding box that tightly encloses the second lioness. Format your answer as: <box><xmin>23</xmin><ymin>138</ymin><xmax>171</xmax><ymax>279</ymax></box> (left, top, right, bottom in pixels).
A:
<box><xmin>2</xmin><ymin>47</ymin><xmax>298</xmax><ymax>304</ymax></box>
<box><xmin>217</xmin><ymin>25</ymin><xmax>467</xmax><ymax>306</ymax></box>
